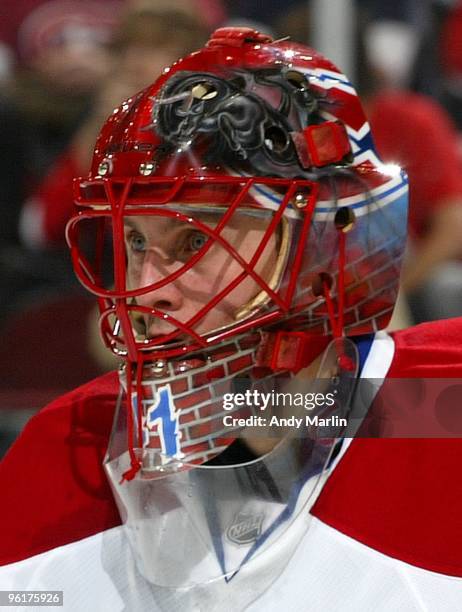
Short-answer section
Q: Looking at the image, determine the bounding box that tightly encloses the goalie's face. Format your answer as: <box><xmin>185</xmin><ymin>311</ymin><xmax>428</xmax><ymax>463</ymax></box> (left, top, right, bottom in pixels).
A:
<box><xmin>124</xmin><ymin>209</ymin><xmax>279</xmax><ymax>343</ymax></box>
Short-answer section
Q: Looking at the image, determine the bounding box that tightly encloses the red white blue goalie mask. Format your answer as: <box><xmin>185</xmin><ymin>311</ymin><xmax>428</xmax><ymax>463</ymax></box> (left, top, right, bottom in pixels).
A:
<box><xmin>67</xmin><ymin>26</ymin><xmax>408</xmax><ymax>594</ymax></box>
<box><xmin>68</xmin><ymin>27</ymin><xmax>407</xmax><ymax>468</ymax></box>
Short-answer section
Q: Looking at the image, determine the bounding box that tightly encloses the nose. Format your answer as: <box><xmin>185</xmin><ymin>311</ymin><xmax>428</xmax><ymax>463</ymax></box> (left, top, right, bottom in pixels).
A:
<box><xmin>135</xmin><ymin>252</ymin><xmax>184</xmax><ymax>315</ymax></box>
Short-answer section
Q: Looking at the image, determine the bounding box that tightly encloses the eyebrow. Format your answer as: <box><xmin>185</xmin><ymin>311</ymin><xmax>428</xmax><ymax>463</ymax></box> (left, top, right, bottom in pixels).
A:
<box><xmin>123</xmin><ymin>211</ymin><xmax>223</xmax><ymax>232</ymax></box>
<box><xmin>123</xmin><ymin>218</ymin><xmax>139</xmax><ymax>230</ymax></box>
<box><xmin>123</xmin><ymin>217</ymin><xmax>181</xmax><ymax>232</ymax></box>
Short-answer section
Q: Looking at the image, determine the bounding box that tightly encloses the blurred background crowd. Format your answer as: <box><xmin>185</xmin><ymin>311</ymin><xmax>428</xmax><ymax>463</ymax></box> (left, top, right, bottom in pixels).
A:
<box><xmin>1</xmin><ymin>0</ymin><xmax>462</xmax><ymax>455</ymax></box>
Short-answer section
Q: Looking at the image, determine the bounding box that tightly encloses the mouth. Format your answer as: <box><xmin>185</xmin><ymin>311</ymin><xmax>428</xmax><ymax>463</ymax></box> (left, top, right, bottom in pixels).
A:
<box><xmin>132</xmin><ymin>313</ymin><xmax>181</xmax><ymax>342</ymax></box>
<box><xmin>146</xmin><ymin>332</ymin><xmax>190</xmax><ymax>348</ymax></box>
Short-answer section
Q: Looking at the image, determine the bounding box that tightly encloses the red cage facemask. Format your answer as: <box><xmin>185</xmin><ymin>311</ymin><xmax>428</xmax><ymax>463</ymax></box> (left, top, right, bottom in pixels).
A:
<box><xmin>67</xmin><ymin>27</ymin><xmax>408</xmax><ymax>475</ymax></box>
<box><xmin>67</xmin><ymin>176</ymin><xmax>318</xmax><ymax>361</ymax></box>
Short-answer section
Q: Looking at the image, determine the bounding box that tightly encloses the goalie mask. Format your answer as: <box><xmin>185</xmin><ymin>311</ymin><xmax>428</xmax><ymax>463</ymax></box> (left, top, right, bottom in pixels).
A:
<box><xmin>67</xmin><ymin>27</ymin><xmax>408</xmax><ymax>595</ymax></box>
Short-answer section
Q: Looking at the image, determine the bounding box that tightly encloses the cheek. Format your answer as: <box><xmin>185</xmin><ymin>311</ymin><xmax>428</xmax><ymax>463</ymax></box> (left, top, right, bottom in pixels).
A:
<box><xmin>126</xmin><ymin>255</ymin><xmax>152</xmax><ymax>291</ymax></box>
<box><xmin>177</xmin><ymin>247</ymin><xmax>244</xmax><ymax>325</ymax></box>
<box><xmin>126</xmin><ymin>258</ymin><xmax>139</xmax><ymax>285</ymax></box>
<box><xmin>193</xmin><ymin>231</ymin><xmax>278</xmax><ymax>309</ymax></box>
<box><xmin>230</xmin><ymin>228</ymin><xmax>278</xmax><ymax>283</ymax></box>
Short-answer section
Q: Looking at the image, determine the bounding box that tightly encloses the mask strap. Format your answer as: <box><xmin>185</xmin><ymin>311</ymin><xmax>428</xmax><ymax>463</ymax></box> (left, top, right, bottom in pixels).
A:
<box><xmin>323</xmin><ymin>228</ymin><xmax>346</xmax><ymax>339</ymax></box>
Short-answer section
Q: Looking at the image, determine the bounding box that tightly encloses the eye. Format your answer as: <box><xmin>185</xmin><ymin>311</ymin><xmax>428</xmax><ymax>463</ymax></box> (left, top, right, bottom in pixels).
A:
<box><xmin>187</xmin><ymin>231</ymin><xmax>208</xmax><ymax>252</ymax></box>
<box><xmin>126</xmin><ymin>231</ymin><xmax>146</xmax><ymax>253</ymax></box>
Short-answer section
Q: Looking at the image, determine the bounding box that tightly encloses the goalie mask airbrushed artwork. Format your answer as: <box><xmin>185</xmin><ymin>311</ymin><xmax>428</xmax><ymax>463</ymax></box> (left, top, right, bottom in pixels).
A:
<box><xmin>67</xmin><ymin>28</ymin><xmax>408</xmax><ymax>594</ymax></box>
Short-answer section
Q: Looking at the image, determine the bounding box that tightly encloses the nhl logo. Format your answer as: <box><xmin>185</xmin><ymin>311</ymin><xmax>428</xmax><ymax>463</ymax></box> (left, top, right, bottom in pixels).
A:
<box><xmin>226</xmin><ymin>511</ymin><xmax>265</xmax><ymax>545</ymax></box>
